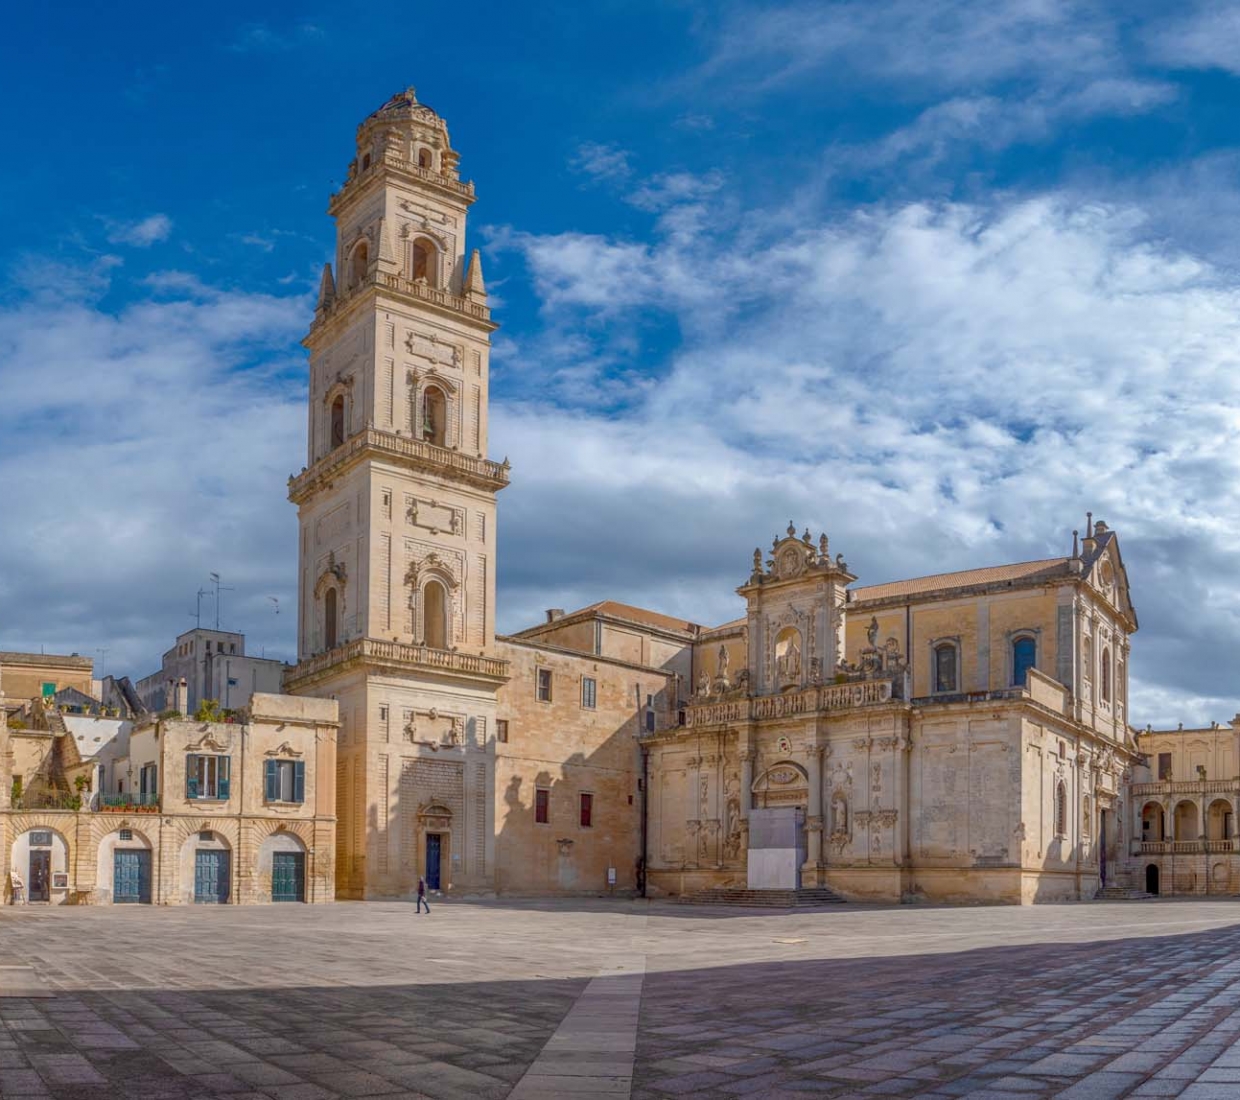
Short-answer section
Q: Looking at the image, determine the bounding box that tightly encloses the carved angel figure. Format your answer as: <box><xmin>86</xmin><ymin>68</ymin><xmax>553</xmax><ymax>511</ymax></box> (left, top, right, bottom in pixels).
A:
<box><xmin>717</xmin><ymin>644</ymin><xmax>730</xmax><ymax>678</ymax></box>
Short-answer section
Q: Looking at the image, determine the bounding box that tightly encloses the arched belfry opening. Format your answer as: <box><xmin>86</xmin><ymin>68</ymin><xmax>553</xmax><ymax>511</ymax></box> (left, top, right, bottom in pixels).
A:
<box><xmin>330</xmin><ymin>396</ymin><xmax>346</xmax><ymax>449</ymax></box>
<box><xmin>324</xmin><ymin>587</ymin><xmax>339</xmax><ymax>651</ymax></box>
<box><xmin>412</xmin><ymin>239</ymin><xmax>435</xmax><ymax>285</ymax></box>
<box><xmin>418</xmin><ymin>148</ymin><xmax>433</xmax><ymax>170</ymax></box>
<box><xmin>422</xmin><ymin>386</ymin><xmax>447</xmax><ymax>448</ymax></box>
<box><xmin>349</xmin><ymin>240</ymin><xmax>369</xmax><ymax>288</ymax></box>
<box><xmin>424</xmin><ymin>580</ymin><xmax>447</xmax><ymax>650</ymax></box>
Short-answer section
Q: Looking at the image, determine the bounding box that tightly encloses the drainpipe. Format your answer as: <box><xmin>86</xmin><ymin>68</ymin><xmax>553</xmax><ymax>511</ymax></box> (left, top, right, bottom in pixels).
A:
<box><xmin>636</xmin><ymin>683</ymin><xmax>648</xmax><ymax>898</ymax></box>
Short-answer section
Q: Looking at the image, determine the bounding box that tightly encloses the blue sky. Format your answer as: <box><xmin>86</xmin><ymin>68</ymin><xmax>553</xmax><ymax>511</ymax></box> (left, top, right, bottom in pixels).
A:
<box><xmin>4</xmin><ymin>1</ymin><xmax>1240</xmax><ymax>725</ymax></box>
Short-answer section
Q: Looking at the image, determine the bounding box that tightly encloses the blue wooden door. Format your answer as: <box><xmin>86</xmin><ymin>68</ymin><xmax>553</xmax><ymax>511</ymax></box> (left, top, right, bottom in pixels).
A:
<box><xmin>114</xmin><ymin>850</ymin><xmax>151</xmax><ymax>904</ymax></box>
<box><xmin>271</xmin><ymin>852</ymin><xmax>305</xmax><ymax>902</ymax></box>
<box><xmin>194</xmin><ymin>850</ymin><xmax>230</xmax><ymax>904</ymax></box>
<box><xmin>425</xmin><ymin>834</ymin><xmax>442</xmax><ymax>890</ymax></box>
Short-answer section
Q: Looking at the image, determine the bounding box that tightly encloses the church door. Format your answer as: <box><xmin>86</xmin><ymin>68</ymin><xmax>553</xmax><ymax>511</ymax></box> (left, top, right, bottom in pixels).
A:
<box><xmin>28</xmin><ymin>851</ymin><xmax>50</xmax><ymax>903</ymax></box>
<box><xmin>425</xmin><ymin>834</ymin><xmax>442</xmax><ymax>890</ymax></box>
<box><xmin>1099</xmin><ymin>811</ymin><xmax>1108</xmax><ymax>887</ymax></box>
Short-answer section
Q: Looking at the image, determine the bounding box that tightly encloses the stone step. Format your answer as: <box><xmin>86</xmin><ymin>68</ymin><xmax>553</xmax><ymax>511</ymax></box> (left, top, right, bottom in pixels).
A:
<box><xmin>1095</xmin><ymin>887</ymin><xmax>1155</xmax><ymax>900</ymax></box>
<box><xmin>678</xmin><ymin>887</ymin><xmax>847</xmax><ymax>908</ymax></box>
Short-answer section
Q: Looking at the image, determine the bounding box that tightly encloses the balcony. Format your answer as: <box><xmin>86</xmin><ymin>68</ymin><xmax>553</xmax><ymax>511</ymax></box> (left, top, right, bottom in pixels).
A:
<box><xmin>289</xmin><ymin>428</ymin><xmax>510</xmax><ymax>502</ymax></box>
<box><xmin>11</xmin><ymin>792</ymin><xmax>82</xmax><ymax>812</ymax></box>
<box><xmin>312</xmin><ymin>269</ymin><xmax>491</xmax><ymax>332</ymax></box>
<box><xmin>329</xmin><ymin>150</ymin><xmax>476</xmax><ymax>211</ymax></box>
<box><xmin>97</xmin><ymin>793</ymin><xmax>160</xmax><ymax>813</ymax></box>
<box><xmin>1129</xmin><ymin>779</ymin><xmax>1239</xmax><ymax>797</ymax></box>
<box><xmin>284</xmin><ymin>637</ymin><xmax>509</xmax><ymax>692</ymax></box>
<box><xmin>1140</xmin><ymin>840</ymin><xmax>1238</xmax><ymax>855</ymax></box>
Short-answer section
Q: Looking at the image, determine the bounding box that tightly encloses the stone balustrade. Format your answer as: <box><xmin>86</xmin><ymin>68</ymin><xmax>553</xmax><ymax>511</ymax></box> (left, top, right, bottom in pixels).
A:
<box><xmin>684</xmin><ymin>678</ymin><xmax>894</xmax><ymax>729</ymax></box>
<box><xmin>285</xmin><ymin>637</ymin><xmax>509</xmax><ymax>691</ymax></box>
<box><xmin>289</xmin><ymin>428</ymin><xmax>510</xmax><ymax>502</ymax></box>
<box><xmin>1129</xmin><ymin>779</ymin><xmax>1239</xmax><ymax>796</ymax></box>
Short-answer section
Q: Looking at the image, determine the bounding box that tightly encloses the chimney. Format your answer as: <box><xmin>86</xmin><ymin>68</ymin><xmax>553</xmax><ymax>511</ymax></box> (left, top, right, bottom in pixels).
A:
<box><xmin>545</xmin><ymin>609</ymin><xmax>564</xmax><ymax>623</ymax></box>
<box><xmin>174</xmin><ymin>677</ymin><xmax>189</xmax><ymax>717</ymax></box>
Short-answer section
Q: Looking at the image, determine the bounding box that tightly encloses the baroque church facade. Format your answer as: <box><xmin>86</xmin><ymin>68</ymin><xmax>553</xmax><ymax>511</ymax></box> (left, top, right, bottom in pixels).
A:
<box><xmin>283</xmin><ymin>89</ymin><xmax>1159</xmax><ymax>905</ymax></box>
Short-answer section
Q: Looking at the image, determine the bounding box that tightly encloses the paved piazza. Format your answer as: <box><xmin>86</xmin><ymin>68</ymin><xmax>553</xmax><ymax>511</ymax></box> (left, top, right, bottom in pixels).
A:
<box><xmin>5</xmin><ymin>901</ymin><xmax>1240</xmax><ymax>1098</ymax></box>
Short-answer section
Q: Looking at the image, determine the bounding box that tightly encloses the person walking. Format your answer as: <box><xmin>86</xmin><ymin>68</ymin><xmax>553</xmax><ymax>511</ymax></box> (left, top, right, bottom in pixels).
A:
<box><xmin>416</xmin><ymin>876</ymin><xmax>430</xmax><ymax>914</ymax></box>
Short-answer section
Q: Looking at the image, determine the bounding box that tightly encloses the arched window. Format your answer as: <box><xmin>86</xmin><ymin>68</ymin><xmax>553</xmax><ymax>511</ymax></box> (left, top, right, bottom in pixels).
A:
<box><xmin>418</xmin><ymin>148</ymin><xmax>433</xmax><ymax>169</ymax></box>
<box><xmin>422</xmin><ymin>386</ymin><xmax>447</xmax><ymax>447</ymax></box>
<box><xmin>330</xmin><ymin>396</ymin><xmax>345</xmax><ymax>449</ymax></box>
<box><xmin>1055</xmin><ymin>780</ymin><xmax>1067</xmax><ymax>837</ymax></box>
<box><xmin>933</xmin><ymin>642</ymin><xmax>958</xmax><ymax>693</ymax></box>
<box><xmin>1012</xmin><ymin>636</ymin><xmax>1037</xmax><ymax>686</ymax></box>
<box><xmin>324</xmin><ymin>587</ymin><xmax>338</xmax><ymax>651</ymax></box>
<box><xmin>349</xmin><ymin>241</ymin><xmax>369</xmax><ymax>288</ymax></box>
<box><xmin>361</xmin><ymin>153</ymin><xmax>371</xmax><ymax>171</ymax></box>
<box><xmin>1100</xmin><ymin>646</ymin><xmax>1111</xmax><ymax>704</ymax></box>
<box><xmin>424</xmin><ymin>580</ymin><xmax>447</xmax><ymax>650</ymax></box>
<box><xmin>412</xmin><ymin>239</ymin><xmax>434</xmax><ymax>285</ymax></box>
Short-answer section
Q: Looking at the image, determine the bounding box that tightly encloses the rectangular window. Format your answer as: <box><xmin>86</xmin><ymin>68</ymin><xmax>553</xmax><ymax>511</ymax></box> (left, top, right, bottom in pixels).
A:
<box><xmin>264</xmin><ymin>759</ymin><xmax>306</xmax><ymax>803</ymax></box>
<box><xmin>382</xmin><ymin>489</ymin><xmax>392</xmax><ymax>519</ymax></box>
<box><xmin>581</xmin><ymin>677</ymin><xmax>597</xmax><ymax>709</ymax></box>
<box><xmin>185</xmin><ymin>754</ymin><xmax>231</xmax><ymax>800</ymax></box>
<box><xmin>139</xmin><ymin>763</ymin><xmax>158</xmax><ymax>801</ymax></box>
<box><xmin>535</xmin><ymin>788</ymin><xmax>550</xmax><ymax>824</ymax></box>
<box><xmin>379</xmin><ymin>704</ymin><xmax>389</xmax><ymax>722</ymax></box>
<box><xmin>496</xmin><ymin>719</ymin><xmax>509</xmax><ymax>743</ymax></box>
<box><xmin>579</xmin><ymin>792</ymin><xmax>593</xmax><ymax>828</ymax></box>
<box><xmin>934</xmin><ymin>643</ymin><xmax>958</xmax><ymax>693</ymax></box>
<box><xmin>1158</xmin><ymin>752</ymin><xmax>1173</xmax><ymax>780</ymax></box>
<box><xmin>645</xmin><ymin>707</ymin><xmax>656</xmax><ymax>733</ymax></box>
<box><xmin>537</xmin><ymin>668</ymin><xmax>553</xmax><ymax>703</ymax></box>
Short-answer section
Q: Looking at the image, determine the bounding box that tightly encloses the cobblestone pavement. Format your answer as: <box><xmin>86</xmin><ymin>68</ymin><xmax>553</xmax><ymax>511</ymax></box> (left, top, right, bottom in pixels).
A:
<box><xmin>3</xmin><ymin>900</ymin><xmax>1240</xmax><ymax>1099</ymax></box>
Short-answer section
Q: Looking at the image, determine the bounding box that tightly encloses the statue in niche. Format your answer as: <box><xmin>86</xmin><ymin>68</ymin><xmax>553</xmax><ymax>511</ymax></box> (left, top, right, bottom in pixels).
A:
<box><xmin>775</xmin><ymin>628</ymin><xmax>802</xmax><ymax>683</ymax></box>
<box><xmin>717</xmin><ymin>645</ymin><xmax>730</xmax><ymax>680</ymax></box>
<box><xmin>867</xmin><ymin>616</ymin><xmax>880</xmax><ymax>649</ymax></box>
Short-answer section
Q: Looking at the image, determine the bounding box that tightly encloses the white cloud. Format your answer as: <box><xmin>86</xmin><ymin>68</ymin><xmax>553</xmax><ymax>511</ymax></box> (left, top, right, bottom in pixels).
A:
<box><xmin>105</xmin><ymin>213</ymin><xmax>173</xmax><ymax>248</ymax></box>
<box><xmin>1149</xmin><ymin>3</ymin><xmax>1240</xmax><ymax>74</ymax></box>
<box><xmin>0</xmin><ymin>260</ymin><xmax>309</xmax><ymax>675</ymax></box>
<box><xmin>570</xmin><ymin>142</ymin><xmax>632</xmax><ymax>183</ymax></box>
<box><xmin>494</xmin><ymin>190</ymin><xmax>1240</xmax><ymax>728</ymax></box>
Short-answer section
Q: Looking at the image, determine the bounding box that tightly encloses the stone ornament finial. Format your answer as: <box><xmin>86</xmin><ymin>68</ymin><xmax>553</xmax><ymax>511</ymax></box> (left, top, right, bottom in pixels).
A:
<box><xmin>787</xmin><ymin>520</ymin><xmax>796</xmax><ymax>537</ymax></box>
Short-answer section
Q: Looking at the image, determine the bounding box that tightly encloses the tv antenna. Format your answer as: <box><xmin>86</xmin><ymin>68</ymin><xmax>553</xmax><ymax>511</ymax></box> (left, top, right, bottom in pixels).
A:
<box><xmin>267</xmin><ymin>596</ymin><xmax>280</xmax><ymax>615</ymax></box>
<box><xmin>190</xmin><ymin>587</ymin><xmax>210</xmax><ymax>628</ymax></box>
<box><xmin>208</xmin><ymin>572</ymin><xmax>235</xmax><ymax>630</ymax></box>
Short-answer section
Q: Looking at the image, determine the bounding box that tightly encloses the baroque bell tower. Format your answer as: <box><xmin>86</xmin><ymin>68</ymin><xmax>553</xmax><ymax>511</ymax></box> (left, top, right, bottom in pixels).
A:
<box><xmin>286</xmin><ymin>88</ymin><xmax>510</xmax><ymax>899</ymax></box>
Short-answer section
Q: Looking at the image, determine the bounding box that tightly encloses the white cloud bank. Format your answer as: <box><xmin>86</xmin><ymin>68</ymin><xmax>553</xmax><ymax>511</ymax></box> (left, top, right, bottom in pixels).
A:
<box><xmin>492</xmin><ymin>184</ymin><xmax>1240</xmax><ymax>728</ymax></box>
<box><xmin>104</xmin><ymin>213</ymin><xmax>173</xmax><ymax>248</ymax></box>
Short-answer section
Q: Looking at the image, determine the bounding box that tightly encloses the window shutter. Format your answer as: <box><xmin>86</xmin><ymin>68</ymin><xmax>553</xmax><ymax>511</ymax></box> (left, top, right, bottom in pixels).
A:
<box><xmin>185</xmin><ymin>755</ymin><xmax>199</xmax><ymax>800</ymax></box>
<box><xmin>293</xmin><ymin>761</ymin><xmax>306</xmax><ymax>804</ymax></box>
<box><xmin>218</xmin><ymin>756</ymin><xmax>231</xmax><ymax>800</ymax></box>
<box><xmin>265</xmin><ymin>759</ymin><xmax>278</xmax><ymax>801</ymax></box>
<box><xmin>151</xmin><ymin>765</ymin><xmax>158</xmax><ymax>796</ymax></box>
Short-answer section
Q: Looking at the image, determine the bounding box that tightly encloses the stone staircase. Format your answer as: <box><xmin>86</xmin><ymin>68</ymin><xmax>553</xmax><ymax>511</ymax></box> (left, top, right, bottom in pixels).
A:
<box><xmin>678</xmin><ymin>886</ymin><xmax>847</xmax><ymax>908</ymax></box>
<box><xmin>1095</xmin><ymin>885</ymin><xmax>1155</xmax><ymax>901</ymax></box>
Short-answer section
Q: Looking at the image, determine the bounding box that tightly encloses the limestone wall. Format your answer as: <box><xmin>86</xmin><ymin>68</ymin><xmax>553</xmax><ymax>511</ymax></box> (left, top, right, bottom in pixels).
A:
<box><xmin>494</xmin><ymin>640</ymin><xmax>671</xmax><ymax>895</ymax></box>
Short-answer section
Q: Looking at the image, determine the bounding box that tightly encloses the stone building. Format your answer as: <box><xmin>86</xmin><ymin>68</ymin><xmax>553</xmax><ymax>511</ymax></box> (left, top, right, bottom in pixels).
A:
<box><xmin>1129</xmin><ymin>721</ymin><xmax>1240</xmax><ymax>897</ymax></box>
<box><xmin>2</xmin><ymin>692</ymin><xmax>337</xmax><ymax>905</ymax></box>
<box><xmin>135</xmin><ymin>628</ymin><xmax>286</xmax><ymax>714</ymax></box>
<box><xmin>0</xmin><ymin>651</ymin><xmax>94</xmax><ymax>703</ymax></box>
<box><xmin>274</xmin><ymin>90</ymin><xmax>1166</xmax><ymax>906</ymax></box>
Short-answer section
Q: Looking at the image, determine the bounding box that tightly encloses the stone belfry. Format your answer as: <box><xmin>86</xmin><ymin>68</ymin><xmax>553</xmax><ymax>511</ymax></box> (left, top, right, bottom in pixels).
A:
<box><xmin>286</xmin><ymin>88</ymin><xmax>510</xmax><ymax>898</ymax></box>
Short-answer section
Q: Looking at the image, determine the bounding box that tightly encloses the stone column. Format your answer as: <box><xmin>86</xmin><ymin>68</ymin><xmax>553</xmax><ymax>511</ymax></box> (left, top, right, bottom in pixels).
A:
<box><xmin>739</xmin><ymin>748</ymin><xmax>754</xmax><ymax>819</ymax></box>
<box><xmin>804</xmin><ymin>745</ymin><xmax>824</xmax><ymax>885</ymax></box>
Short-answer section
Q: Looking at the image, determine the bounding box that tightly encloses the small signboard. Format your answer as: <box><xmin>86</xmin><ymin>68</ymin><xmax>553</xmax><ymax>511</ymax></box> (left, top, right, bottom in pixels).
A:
<box><xmin>51</xmin><ymin>873</ymin><xmax>69</xmax><ymax>890</ymax></box>
<box><xmin>29</xmin><ymin>831</ymin><xmax>52</xmax><ymax>848</ymax></box>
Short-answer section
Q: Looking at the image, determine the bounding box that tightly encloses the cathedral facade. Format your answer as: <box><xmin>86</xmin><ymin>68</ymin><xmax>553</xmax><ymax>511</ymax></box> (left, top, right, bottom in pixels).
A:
<box><xmin>284</xmin><ymin>90</ymin><xmax>1150</xmax><ymax>905</ymax></box>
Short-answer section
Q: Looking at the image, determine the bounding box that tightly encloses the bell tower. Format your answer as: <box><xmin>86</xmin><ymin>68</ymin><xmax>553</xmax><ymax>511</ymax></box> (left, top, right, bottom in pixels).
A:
<box><xmin>286</xmin><ymin>88</ymin><xmax>510</xmax><ymax>899</ymax></box>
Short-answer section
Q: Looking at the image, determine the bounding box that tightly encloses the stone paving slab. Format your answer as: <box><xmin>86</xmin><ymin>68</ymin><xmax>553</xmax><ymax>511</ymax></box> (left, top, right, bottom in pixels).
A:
<box><xmin>5</xmin><ymin>899</ymin><xmax>1240</xmax><ymax>1097</ymax></box>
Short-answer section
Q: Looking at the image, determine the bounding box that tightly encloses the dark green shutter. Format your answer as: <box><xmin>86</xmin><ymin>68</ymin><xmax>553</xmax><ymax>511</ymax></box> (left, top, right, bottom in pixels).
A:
<box><xmin>185</xmin><ymin>755</ymin><xmax>199</xmax><ymax>799</ymax></box>
<box><xmin>264</xmin><ymin>759</ymin><xmax>278</xmax><ymax>801</ymax></box>
<box><xmin>218</xmin><ymin>756</ymin><xmax>231</xmax><ymax>800</ymax></box>
<box><xmin>293</xmin><ymin>761</ymin><xmax>305</xmax><ymax>804</ymax></box>
<box><xmin>151</xmin><ymin>765</ymin><xmax>158</xmax><ymax>796</ymax></box>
